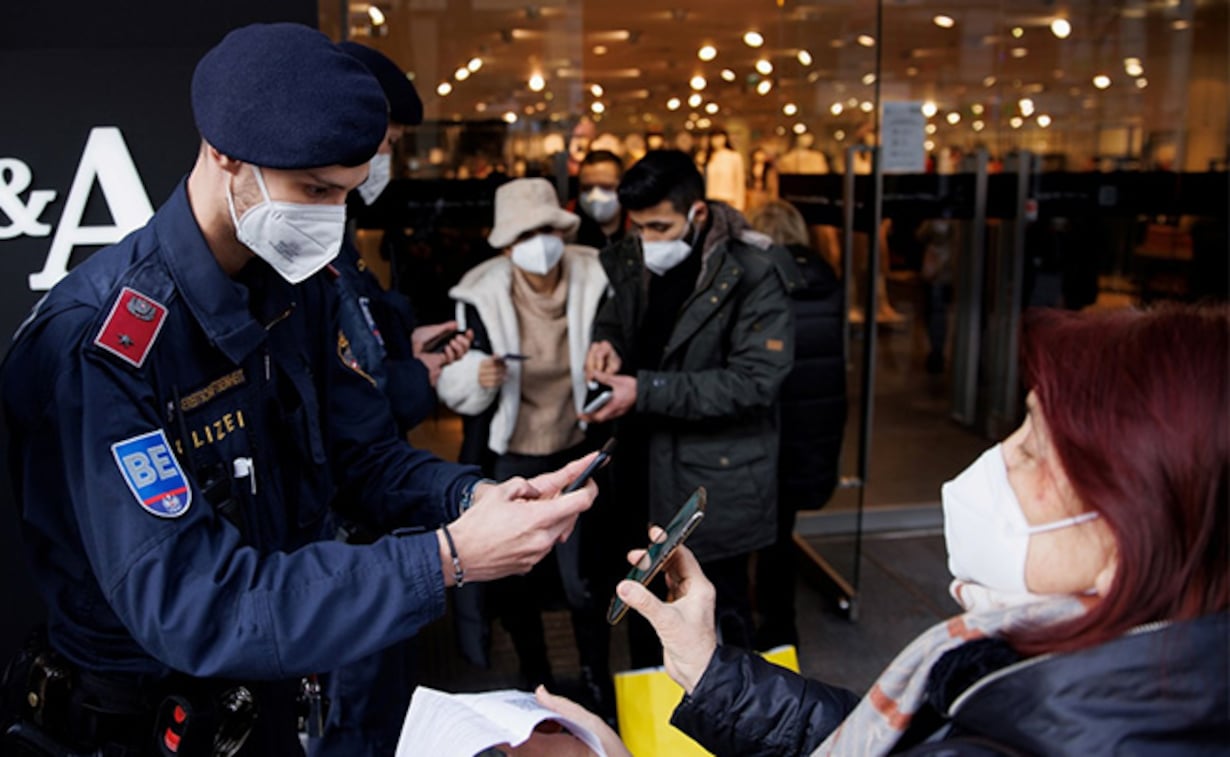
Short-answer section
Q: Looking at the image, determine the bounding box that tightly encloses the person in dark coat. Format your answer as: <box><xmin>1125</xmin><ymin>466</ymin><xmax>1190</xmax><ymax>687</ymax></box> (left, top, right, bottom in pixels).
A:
<box><xmin>572</xmin><ymin>150</ymin><xmax>628</xmax><ymax>252</ymax></box>
<box><xmin>747</xmin><ymin>200</ymin><xmax>846</xmax><ymax>651</ymax></box>
<box><xmin>521</xmin><ymin>304</ymin><xmax>1230</xmax><ymax>757</ymax></box>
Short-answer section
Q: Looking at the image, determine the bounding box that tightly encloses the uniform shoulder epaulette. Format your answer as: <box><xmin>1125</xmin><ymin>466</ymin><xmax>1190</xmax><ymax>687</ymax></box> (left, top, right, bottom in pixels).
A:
<box><xmin>92</xmin><ymin>286</ymin><xmax>168</xmax><ymax>369</ymax></box>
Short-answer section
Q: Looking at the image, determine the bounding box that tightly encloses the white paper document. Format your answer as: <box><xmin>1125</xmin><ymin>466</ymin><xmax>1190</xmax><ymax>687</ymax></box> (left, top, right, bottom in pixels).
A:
<box><xmin>395</xmin><ymin>686</ymin><xmax>607</xmax><ymax>757</ymax></box>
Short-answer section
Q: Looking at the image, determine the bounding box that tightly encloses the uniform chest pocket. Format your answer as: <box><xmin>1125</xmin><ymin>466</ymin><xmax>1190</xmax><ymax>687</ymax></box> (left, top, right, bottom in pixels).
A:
<box><xmin>273</xmin><ymin>358</ymin><xmax>328</xmax><ymax>467</ymax></box>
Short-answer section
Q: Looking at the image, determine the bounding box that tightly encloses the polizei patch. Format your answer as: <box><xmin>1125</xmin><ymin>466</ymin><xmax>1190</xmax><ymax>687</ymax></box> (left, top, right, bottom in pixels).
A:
<box><xmin>111</xmin><ymin>429</ymin><xmax>192</xmax><ymax>518</ymax></box>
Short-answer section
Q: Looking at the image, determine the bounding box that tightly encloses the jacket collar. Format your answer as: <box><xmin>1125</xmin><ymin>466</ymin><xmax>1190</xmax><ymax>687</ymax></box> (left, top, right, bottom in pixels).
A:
<box><xmin>153</xmin><ymin>181</ymin><xmax>272</xmax><ymax>364</ymax></box>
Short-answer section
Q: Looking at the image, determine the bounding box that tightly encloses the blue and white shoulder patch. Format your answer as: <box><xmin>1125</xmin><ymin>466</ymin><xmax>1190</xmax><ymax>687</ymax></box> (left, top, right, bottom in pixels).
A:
<box><xmin>111</xmin><ymin>429</ymin><xmax>192</xmax><ymax>518</ymax></box>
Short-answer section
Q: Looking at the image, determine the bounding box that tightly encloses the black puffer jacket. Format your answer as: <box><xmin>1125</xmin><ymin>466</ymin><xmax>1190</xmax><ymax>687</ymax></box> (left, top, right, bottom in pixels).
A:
<box><xmin>777</xmin><ymin>245</ymin><xmax>845</xmax><ymax>512</ymax></box>
<box><xmin>671</xmin><ymin>612</ymin><xmax>1229</xmax><ymax>756</ymax></box>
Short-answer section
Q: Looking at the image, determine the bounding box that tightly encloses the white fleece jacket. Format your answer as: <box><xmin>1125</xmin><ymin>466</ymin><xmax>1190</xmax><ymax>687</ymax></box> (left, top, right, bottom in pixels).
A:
<box><xmin>436</xmin><ymin>245</ymin><xmax>609</xmax><ymax>455</ymax></box>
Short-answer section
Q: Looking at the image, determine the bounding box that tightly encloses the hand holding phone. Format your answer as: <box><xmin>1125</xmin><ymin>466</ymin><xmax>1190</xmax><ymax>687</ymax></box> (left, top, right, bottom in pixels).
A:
<box><xmin>581</xmin><ymin>379</ymin><xmax>614</xmax><ymax>415</ymax></box>
<box><xmin>422</xmin><ymin>328</ymin><xmax>467</xmax><ymax>354</ymax></box>
<box><xmin>561</xmin><ymin>438</ymin><xmax>616</xmax><ymax>495</ymax></box>
<box><xmin>607</xmin><ymin>487</ymin><xmax>707</xmax><ymax>624</ymax></box>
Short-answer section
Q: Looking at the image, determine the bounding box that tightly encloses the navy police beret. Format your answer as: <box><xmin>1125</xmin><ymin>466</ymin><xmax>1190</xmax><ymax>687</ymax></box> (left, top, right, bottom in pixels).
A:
<box><xmin>191</xmin><ymin>23</ymin><xmax>388</xmax><ymax>169</ymax></box>
<box><xmin>338</xmin><ymin>42</ymin><xmax>424</xmax><ymax>126</ymax></box>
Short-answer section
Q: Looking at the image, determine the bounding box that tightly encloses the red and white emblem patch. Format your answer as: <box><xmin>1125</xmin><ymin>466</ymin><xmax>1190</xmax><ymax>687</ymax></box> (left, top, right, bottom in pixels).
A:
<box><xmin>94</xmin><ymin>287</ymin><xmax>167</xmax><ymax>368</ymax></box>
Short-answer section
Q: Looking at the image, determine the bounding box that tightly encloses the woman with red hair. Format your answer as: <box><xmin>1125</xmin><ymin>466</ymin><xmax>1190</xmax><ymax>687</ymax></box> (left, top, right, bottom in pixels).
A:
<box><xmin>519</xmin><ymin>304</ymin><xmax>1228</xmax><ymax>756</ymax></box>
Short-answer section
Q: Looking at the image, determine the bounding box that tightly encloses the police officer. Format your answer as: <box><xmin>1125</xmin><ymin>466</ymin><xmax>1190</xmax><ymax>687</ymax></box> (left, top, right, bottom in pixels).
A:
<box><xmin>0</xmin><ymin>23</ymin><xmax>595</xmax><ymax>756</ymax></box>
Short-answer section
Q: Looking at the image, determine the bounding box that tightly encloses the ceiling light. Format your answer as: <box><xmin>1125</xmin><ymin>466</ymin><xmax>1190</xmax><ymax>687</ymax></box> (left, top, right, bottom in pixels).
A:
<box><xmin>436</xmin><ymin>82</ymin><xmax>452</xmax><ymax>96</ymax></box>
<box><xmin>697</xmin><ymin>117</ymin><xmax>712</xmax><ymax>129</ymax></box>
<box><xmin>862</xmin><ymin>73</ymin><xmax>876</xmax><ymax>85</ymax></box>
<box><xmin>720</xmin><ymin>68</ymin><xmax>737</xmax><ymax>82</ymax></box>
<box><xmin>688</xmin><ymin>93</ymin><xmax>703</xmax><ymax>108</ymax></box>
<box><xmin>922</xmin><ymin>101</ymin><xmax>938</xmax><ymax>117</ymax></box>
<box><xmin>775</xmin><ymin>126</ymin><xmax>787</xmax><ymax>136</ymax></box>
<box><xmin>690</xmin><ymin>75</ymin><xmax>707</xmax><ymax>90</ymax></box>
<box><xmin>807</xmin><ymin>71</ymin><xmax>821</xmax><ymax>83</ymax></box>
<box><xmin>857</xmin><ymin>34</ymin><xmax>876</xmax><ymax>48</ymax></box>
<box><xmin>1011</xmin><ymin>47</ymin><xmax>1028</xmax><ymax>58</ymax></box>
<box><xmin>591</xmin><ymin>83</ymin><xmax>604</xmax><ymax>97</ymax></box>
<box><xmin>971</xmin><ymin>103</ymin><xmax>985</xmax><ymax>115</ymax></box>
<box><xmin>830</xmin><ymin>102</ymin><xmax>844</xmax><ymax>115</ymax></box>
<box><xmin>1092</xmin><ymin>74</ymin><xmax>1111</xmax><ymax>89</ymax></box>
<box><xmin>1050</xmin><ymin>18</ymin><xmax>1071</xmax><ymax>39</ymax></box>
<box><xmin>793</xmin><ymin>122</ymin><xmax>807</xmax><ymax>134</ymax></box>
<box><xmin>467</xmin><ymin>57</ymin><xmax>483</xmax><ymax>72</ymax></box>
<box><xmin>925</xmin><ymin>123</ymin><xmax>937</xmax><ymax>134</ymax></box>
<box><xmin>783</xmin><ymin>103</ymin><xmax>798</xmax><ymax>116</ymax></box>
<box><xmin>1172</xmin><ymin>20</ymin><xmax>1189</xmax><ymax>31</ymax></box>
<box><xmin>1011</xmin><ymin>27</ymin><xmax>1024</xmax><ymax>38</ymax></box>
<box><xmin>367</xmin><ymin>6</ymin><xmax>386</xmax><ymax>26</ymax></box>
<box><xmin>1010</xmin><ymin>116</ymin><xmax>1023</xmax><ymax>128</ymax></box>
<box><xmin>946</xmin><ymin>112</ymin><xmax>961</xmax><ymax>124</ymax></box>
<box><xmin>907</xmin><ymin>66</ymin><xmax>919</xmax><ymax>77</ymax></box>
<box><xmin>1018</xmin><ymin>97</ymin><xmax>1035</xmax><ymax>115</ymax></box>
<box><xmin>667</xmin><ymin>97</ymin><xmax>681</xmax><ymax>110</ymax></box>
<box><xmin>1136</xmin><ymin>77</ymin><xmax>1149</xmax><ymax>89</ymax></box>
<box><xmin>933</xmin><ymin>15</ymin><xmax>955</xmax><ymax>29</ymax></box>
<box><xmin>755</xmin><ymin>59</ymin><xmax>773</xmax><ymax>76</ymax></box>
<box><xmin>847</xmin><ymin>97</ymin><xmax>859</xmax><ymax>107</ymax></box>
<box><xmin>983</xmin><ymin>76</ymin><xmax>997</xmax><ymax>87</ymax></box>
<box><xmin>756</xmin><ymin>79</ymin><xmax>773</xmax><ymax>95</ymax></box>
<box><xmin>743</xmin><ymin>31</ymin><xmax>764</xmax><ymax>48</ymax></box>
<box><xmin>684</xmin><ymin>121</ymin><xmax>695</xmax><ymax>131</ymax></box>
<box><xmin>705</xmin><ymin>102</ymin><xmax>719</xmax><ymax>114</ymax></box>
<box><xmin>859</xmin><ymin>100</ymin><xmax>873</xmax><ymax>112</ymax></box>
<box><xmin>503</xmin><ymin>111</ymin><xmax>517</xmax><ymax>124</ymax></box>
<box><xmin>475</xmin><ymin>102</ymin><xmax>487</xmax><ymax>112</ymax></box>
<box><xmin>591</xmin><ymin>101</ymin><xmax>605</xmax><ymax>114</ymax></box>
<box><xmin>1037</xmin><ymin>114</ymin><xmax>1052</xmax><ymax>127</ymax></box>
<box><xmin>528</xmin><ymin>73</ymin><xmax>545</xmax><ymax>92</ymax></box>
<box><xmin>972</xmin><ymin>120</ymin><xmax>984</xmax><ymax>132</ymax></box>
<box><xmin>834</xmin><ymin>129</ymin><xmax>846</xmax><ymax>141</ymax></box>
<box><xmin>455</xmin><ymin>67</ymin><xmax>470</xmax><ymax>81</ymax></box>
<box><xmin>592</xmin><ymin>45</ymin><xmax>608</xmax><ymax>55</ymax></box>
<box><xmin>924</xmin><ymin>139</ymin><xmax>935</xmax><ymax>152</ymax></box>
<box><xmin>797</xmin><ymin>49</ymin><xmax>813</xmax><ymax>66</ymax></box>
<box><xmin>1124</xmin><ymin>58</ymin><xmax>1144</xmax><ymax>77</ymax></box>
<box><xmin>698</xmin><ymin>45</ymin><xmax>717</xmax><ymax>61</ymax></box>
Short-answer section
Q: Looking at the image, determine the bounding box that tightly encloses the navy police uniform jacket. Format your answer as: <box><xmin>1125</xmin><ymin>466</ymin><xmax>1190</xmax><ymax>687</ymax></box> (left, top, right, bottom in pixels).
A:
<box><xmin>0</xmin><ymin>181</ymin><xmax>479</xmax><ymax>682</ymax></box>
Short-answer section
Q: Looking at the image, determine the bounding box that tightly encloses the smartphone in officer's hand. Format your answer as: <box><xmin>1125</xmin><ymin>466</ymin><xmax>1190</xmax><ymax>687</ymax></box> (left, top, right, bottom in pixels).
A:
<box><xmin>561</xmin><ymin>438</ymin><xmax>616</xmax><ymax>494</ymax></box>
<box><xmin>423</xmin><ymin>329</ymin><xmax>467</xmax><ymax>354</ymax></box>
<box><xmin>581</xmin><ymin>379</ymin><xmax>614</xmax><ymax>415</ymax></box>
<box><xmin>607</xmin><ymin>487</ymin><xmax>707</xmax><ymax>625</ymax></box>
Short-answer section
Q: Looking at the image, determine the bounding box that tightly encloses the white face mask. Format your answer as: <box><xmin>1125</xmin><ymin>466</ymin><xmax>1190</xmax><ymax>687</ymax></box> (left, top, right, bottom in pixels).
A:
<box><xmin>356</xmin><ymin>153</ymin><xmax>391</xmax><ymax>206</ymax></box>
<box><xmin>227</xmin><ymin>165</ymin><xmax>346</xmax><ymax>284</ymax></box>
<box><xmin>579</xmin><ymin>187</ymin><xmax>620</xmax><ymax>224</ymax></box>
<box><xmin>510</xmin><ymin>233</ymin><xmax>565</xmax><ymax>275</ymax></box>
<box><xmin>641</xmin><ymin>205</ymin><xmax>697</xmax><ymax>276</ymax></box>
<box><xmin>942</xmin><ymin>443</ymin><xmax>1099</xmax><ymax>595</ymax></box>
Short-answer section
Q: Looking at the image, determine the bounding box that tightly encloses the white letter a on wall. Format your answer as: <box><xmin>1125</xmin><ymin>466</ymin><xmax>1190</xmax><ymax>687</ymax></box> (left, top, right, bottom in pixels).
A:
<box><xmin>28</xmin><ymin>127</ymin><xmax>154</xmax><ymax>291</ymax></box>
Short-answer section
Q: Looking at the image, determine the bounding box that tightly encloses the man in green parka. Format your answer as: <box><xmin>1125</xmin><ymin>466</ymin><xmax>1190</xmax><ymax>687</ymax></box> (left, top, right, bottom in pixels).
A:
<box><xmin>582</xmin><ymin>149</ymin><xmax>796</xmax><ymax>668</ymax></box>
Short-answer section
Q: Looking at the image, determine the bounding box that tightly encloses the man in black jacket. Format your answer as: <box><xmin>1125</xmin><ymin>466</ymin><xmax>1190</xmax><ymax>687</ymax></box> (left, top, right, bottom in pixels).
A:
<box><xmin>583</xmin><ymin>150</ymin><xmax>794</xmax><ymax>666</ymax></box>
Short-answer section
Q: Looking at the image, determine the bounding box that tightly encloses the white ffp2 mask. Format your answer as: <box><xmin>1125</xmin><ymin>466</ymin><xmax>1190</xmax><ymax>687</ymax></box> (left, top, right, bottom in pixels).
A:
<box><xmin>579</xmin><ymin>187</ymin><xmax>620</xmax><ymax>224</ymax></box>
<box><xmin>641</xmin><ymin>206</ymin><xmax>697</xmax><ymax>276</ymax></box>
<box><xmin>356</xmin><ymin>153</ymin><xmax>391</xmax><ymax>205</ymax></box>
<box><xmin>227</xmin><ymin>165</ymin><xmax>346</xmax><ymax>284</ymax></box>
<box><xmin>942</xmin><ymin>443</ymin><xmax>1099</xmax><ymax>595</ymax></box>
<box><xmin>511</xmin><ymin>234</ymin><xmax>565</xmax><ymax>275</ymax></box>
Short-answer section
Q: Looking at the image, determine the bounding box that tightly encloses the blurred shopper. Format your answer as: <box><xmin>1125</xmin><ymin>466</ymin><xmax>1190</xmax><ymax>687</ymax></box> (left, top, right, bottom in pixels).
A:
<box><xmin>747</xmin><ymin>200</ymin><xmax>846</xmax><ymax>651</ymax></box>
<box><xmin>436</xmin><ymin>178</ymin><xmax>614</xmax><ymax>711</ymax></box>
<box><xmin>573</xmin><ymin>150</ymin><xmax>628</xmax><ymax>251</ymax></box>
<box><xmin>528</xmin><ymin>303</ymin><xmax>1230</xmax><ymax>757</ymax></box>
<box><xmin>310</xmin><ymin>42</ymin><xmax>473</xmax><ymax>757</ymax></box>
<box><xmin>917</xmin><ymin>214</ymin><xmax>957</xmax><ymax>374</ymax></box>
<box><xmin>583</xmin><ymin>149</ymin><xmax>795</xmax><ymax>665</ymax></box>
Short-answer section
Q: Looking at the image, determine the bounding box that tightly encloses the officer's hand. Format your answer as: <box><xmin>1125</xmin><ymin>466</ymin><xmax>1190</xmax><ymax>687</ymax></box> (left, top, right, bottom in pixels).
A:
<box><xmin>443</xmin><ymin>457</ymin><xmax>597</xmax><ymax>583</ymax></box>
<box><xmin>579</xmin><ymin>371</ymin><xmax>635</xmax><ymax>423</ymax></box>
<box><xmin>584</xmin><ymin>340</ymin><xmax>621</xmax><ymax>377</ymax></box>
<box><xmin>478</xmin><ymin>356</ymin><xmax>508</xmax><ymax>388</ymax></box>
<box><xmin>618</xmin><ymin>540</ymin><xmax>717</xmax><ymax>695</ymax></box>
<box><xmin>497</xmin><ymin>686</ymin><xmax>631</xmax><ymax>757</ymax></box>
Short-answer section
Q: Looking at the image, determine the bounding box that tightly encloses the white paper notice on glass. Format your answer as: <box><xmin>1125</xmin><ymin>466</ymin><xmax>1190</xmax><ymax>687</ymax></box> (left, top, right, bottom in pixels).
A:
<box><xmin>881</xmin><ymin>101</ymin><xmax>927</xmax><ymax>174</ymax></box>
<box><xmin>395</xmin><ymin>687</ymin><xmax>608</xmax><ymax>757</ymax></box>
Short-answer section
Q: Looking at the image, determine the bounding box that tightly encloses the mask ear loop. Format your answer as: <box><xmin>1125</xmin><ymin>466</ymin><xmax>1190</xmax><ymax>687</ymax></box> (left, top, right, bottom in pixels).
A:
<box><xmin>1020</xmin><ymin>510</ymin><xmax>1100</xmax><ymax>536</ymax></box>
<box><xmin>226</xmin><ymin>164</ymin><xmax>273</xmax><ymax>230</ymax></box>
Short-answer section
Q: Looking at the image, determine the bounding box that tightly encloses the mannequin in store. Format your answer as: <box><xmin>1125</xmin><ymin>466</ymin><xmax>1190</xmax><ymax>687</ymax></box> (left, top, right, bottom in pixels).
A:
<box><xmin>842</xmin><ymin>124</ymin><xmax>905</xmax><ymax>325</ymax></box>
<box><xmin>624</xmin><ymin>132</ymin><xmax>647</xmax><ymax>165</ymax></box>
<box><xmin>746</xmin><ymin>145</ymin><xmax>778</xmax><ymax>211</ymax></box>
<box><xmin>777</xmin><ymin>132</ymin><xmax>829</xmax><ymax>175</ymax></box>
<box><xmin>705</xmin><ymin>129</ymin><xmax>746</xmax><ymax>211</ymax></box>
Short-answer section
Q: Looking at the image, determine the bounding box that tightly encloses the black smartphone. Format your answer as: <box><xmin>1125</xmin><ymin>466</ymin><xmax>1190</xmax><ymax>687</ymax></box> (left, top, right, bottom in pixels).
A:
<box><xmin>581</xmin><ymin>379</ymin><xmax>614</xmax><ymax>415</ymax></box>
<box><xmin>561</xmin><ymin>438</ymin><xmax>616</xmax><ymax>495</ymax></box>
<box><xmin>422</xmin><ymin>329</ymin><xmax>466</xmax><ymax>354</ymax></box>
<box><xmin>607</xmin><ymin>487</ymin><xmax>707</xmax><ymax>625</ymax></box>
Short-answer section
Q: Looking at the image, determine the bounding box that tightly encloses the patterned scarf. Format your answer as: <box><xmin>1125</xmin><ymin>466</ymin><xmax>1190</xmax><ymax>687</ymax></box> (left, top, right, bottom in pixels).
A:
<box><xmin>810</xmin><ymin>582</ymin><xmax>1086</xmax><ymax>756</ymax></box>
